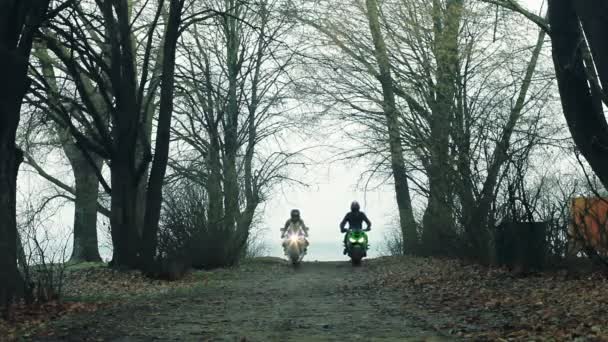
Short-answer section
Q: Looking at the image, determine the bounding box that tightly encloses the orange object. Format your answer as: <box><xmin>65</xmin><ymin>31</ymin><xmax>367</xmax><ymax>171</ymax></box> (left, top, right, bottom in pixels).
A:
<box><xmin>569</xmin><ymin>197</ymin><xmax>608</xmax><ymax>254</ymax></box>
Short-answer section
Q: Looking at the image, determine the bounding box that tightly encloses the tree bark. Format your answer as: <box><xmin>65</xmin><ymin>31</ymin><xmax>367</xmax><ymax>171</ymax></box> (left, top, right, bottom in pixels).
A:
<box><xmin>109</xmin><ymin>158</ymin><xmax>140</xmax><ymax>268</ymax></box>
<box><xmin>140</xmin><ymin>0</ymin><xmax>184</xmax><ymax>269</ymax></box>
<box><xmin>548</xmin><ymin>0</ymin><xmax>608</xmax><ymax>190</ymax></box>
<box><xmin>104</xmin><ymin>0</ymin><xmax>148</xmax><ymax>269</ymax></box>
<box><xmin>67</xmin><ymin>147</ymin><xmax>103</xmax><ymax>262</ymax></box>
<box><xmin>205</xmin><ymin>79</ymin><xmax>225</xmax><ymax>232</ymax></box>
<box><xmin>365</xmin><ymin>0</ymin><xmax>418</xmax><ymax>253</ymax></box>
<box><xmin>0</xmin><ymin>137</ymin><xmax>23</xmax><ymax>318</ymax></box>
<box><xmin>0</xmin><ymin>0</ymin><xmax>50</xmax><ymax>317</ymax></box>
<box><xmin>421</xmin><ymin>0</ymin><xmax>463</xmax><ymax>256</ymax></box>
<box><xmin>223</xmin><ymin>0</ymin><xmax>242</xmax><ymax>241</ymax></box>
<box><xmin>572</xmin><ymin>0</ymin><xmax>608</xmax><ymax>95</ymax></box>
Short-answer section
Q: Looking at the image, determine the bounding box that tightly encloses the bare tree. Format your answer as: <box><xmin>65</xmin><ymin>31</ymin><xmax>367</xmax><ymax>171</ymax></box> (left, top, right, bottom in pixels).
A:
<box><xmin>27</xmin><ymin>0</ymin><xmax>193</xmax><ymax>269</ymax></box>
<box><xmin>364</xmin><ymin>0</ymin><xmax>419</xmax><ymax>253</ymax></box>
<box><xmin>458</xmin><ymin>29</ymin><xmax>547</xmax><ymax>261</ymax></box>
<box><xmin>292</xmin><ymin>0</ymin><xmax>554</xmax><ymax>261</ymax></box>
<box><xmin>170</xmin><ymin>0</ymin><xmax>302</xmax><ymax>265</ymax></box>
<box><xmin>0</xmin><ymin>0</ymin><xmax>61</xmax><ymax>318</ymax></box>
<box><xmin>484</xmin><ymin>0</ymin><xmax>608</xmax><ymax>192</ymax></box>
<box><xmin>27</xmin><ymin>47</ymin><xmax>104</xmax><ymax>262</ymax></box>
<box><xmin>292</xmin><ymin>0</ymin><xmax>420</xmax><ymax>252</ymax></box>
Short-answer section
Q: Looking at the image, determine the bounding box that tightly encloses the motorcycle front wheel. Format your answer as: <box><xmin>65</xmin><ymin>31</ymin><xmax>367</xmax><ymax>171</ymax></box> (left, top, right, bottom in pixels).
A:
<box><xmin>349</xmin><ymin>246</ymin><xmax>364</xmax><ymax>266</ymax></box>
<box><xmin>286</xmin><ymin>245</ymin><xmax>303</xmax><ymax>266</ymax></box>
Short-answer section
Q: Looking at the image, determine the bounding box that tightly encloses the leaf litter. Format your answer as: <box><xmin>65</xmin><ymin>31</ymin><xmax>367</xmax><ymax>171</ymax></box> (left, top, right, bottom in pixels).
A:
<box><xmin>3</xmin><ymin>257</ymin><xmax>608</xmax><ymax>341</ymax></box>
<box><xmin>0</xmin><ymin>263</ymin><xmax>222</xmax><ymax>340</ymax></box>
<box><xmin>370</xmin><ymin>256</ymin><xmax>608</xmax><ymax>341</ymax></box>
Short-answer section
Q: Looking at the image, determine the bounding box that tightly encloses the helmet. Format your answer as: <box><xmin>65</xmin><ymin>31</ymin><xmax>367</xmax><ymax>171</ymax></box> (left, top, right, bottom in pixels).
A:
<box><xmin>350</xmin><ymin>201</ymin><xmax>360</xmax><ymax>212</ymax></box>
<box><xmin>290</xmin><ymin>209</ymin><xmax>300</xmax><ymax>220</ymax></box>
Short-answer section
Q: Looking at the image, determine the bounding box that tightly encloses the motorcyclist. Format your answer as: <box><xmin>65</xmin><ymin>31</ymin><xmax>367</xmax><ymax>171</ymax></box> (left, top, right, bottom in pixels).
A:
<box><xmin>281</xmin><ymin>209</ymin><xmax>309</xmax><ymax>250</ymax></box>
<box><xmin>340</xmin><ymin>201</ymin><xmax>371</xmax><ymax>255</ymax></box>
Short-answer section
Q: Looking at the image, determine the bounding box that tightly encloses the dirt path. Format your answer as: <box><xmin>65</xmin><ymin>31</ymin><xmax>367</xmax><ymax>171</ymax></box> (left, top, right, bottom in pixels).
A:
<box><xmin>35</xmin><ymin>260</ymin><xmax>448</xmax><ymax>341</ymax></box>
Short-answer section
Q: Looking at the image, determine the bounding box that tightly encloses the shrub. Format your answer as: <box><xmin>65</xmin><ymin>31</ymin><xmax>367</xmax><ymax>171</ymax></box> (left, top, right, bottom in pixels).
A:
<box><xmin>157</xmin><ymin>180</ymin><xmax>249</xmax><ymax>270</ymax></box>
<box><xmin>380</xmin><ymin>225</ymin><xmax>404</xmax><ymax>256</ymax></box>
<box><xmin>17</xmin><ymin>199</ymin><xmax>69</xmax><ymax>304</ymax></box>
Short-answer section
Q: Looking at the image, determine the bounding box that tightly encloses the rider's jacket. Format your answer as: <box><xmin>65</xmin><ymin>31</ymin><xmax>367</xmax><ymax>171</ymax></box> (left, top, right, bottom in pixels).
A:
<box><xmin>340</xmin><ymin>211</ymin><xmax>371</xmax><ymax>231</ymax></box>
<box><xmin>283</xmin><ymin>219</ymin><xmax>308</xmax><ymax>234</ymax></box>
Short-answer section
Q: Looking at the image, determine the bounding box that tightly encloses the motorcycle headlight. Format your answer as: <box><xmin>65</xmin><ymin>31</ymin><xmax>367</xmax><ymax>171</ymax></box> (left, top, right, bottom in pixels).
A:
<box><xmin>349</xmin><ymin>237</ymin><xmax>357</xmax><ymax>243</ymax></box>
<box><xmin>289</xmin><ymin>235</ymin><xmax>298</xmax><ymax>242</ymax></box>
<box><xmin>358</xmin><ymin>237</ymin><xmax>365</xmax><ymax>243</ymax></box>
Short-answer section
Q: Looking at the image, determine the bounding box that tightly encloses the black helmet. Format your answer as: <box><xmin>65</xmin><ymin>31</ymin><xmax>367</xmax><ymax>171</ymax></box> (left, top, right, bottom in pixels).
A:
<box><xmin>350</xmin><ymin>201</ymin><xmax>360</xmax><ymax>212</ymax></box>
<box><xmin>290</xmin><ymin>209</ymin><xmax>300</xmax><ymax>219</ymax></box>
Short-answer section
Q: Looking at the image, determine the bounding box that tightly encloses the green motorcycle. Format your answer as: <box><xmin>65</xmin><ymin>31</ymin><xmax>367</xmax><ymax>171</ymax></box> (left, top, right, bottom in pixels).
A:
<box><xmin>345</xmin><ymin>229</ymin><xmax>369</xmax><ymax>266</ymax></box>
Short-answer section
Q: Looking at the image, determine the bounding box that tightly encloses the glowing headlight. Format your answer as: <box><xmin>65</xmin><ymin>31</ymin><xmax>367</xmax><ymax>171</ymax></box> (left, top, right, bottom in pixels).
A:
<box><xmin>349</xmin><ymin>237</ymin><xmax>357</xmax><ymax>243</ymax></box>
<box><xmin>289</xmin><ymin>235</ymin><xmax>298</xmax><ymax>242</ymax></box>
<box><xmin>358</xmin><ymin>237</ymin><xmax>365</xmax><ymax>243</ymax></box>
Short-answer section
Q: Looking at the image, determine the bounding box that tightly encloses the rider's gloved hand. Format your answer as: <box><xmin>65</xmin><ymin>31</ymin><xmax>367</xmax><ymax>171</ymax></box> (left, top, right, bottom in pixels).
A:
<box><xmin>340</xmin><ymin>228</ymin><xmax>347</xmax><ymax>233</ymax></box>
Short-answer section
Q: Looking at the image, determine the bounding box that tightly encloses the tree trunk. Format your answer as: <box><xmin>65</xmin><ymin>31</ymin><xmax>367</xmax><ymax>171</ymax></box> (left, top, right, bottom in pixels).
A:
<box><xmin>67</xmin><ymin>147</ymin><xmax>103</xmax><ymax>262</ymax></box>
<box><xmin>36</xmin><ymin>46</ymin><xmax>104</xmax><ymax>263</ymax></box>
<box><xmin>223</xmin><ymin>0</ymin><xmax>242</xmax><ymax>244</ymax></box>
<box><xmin>572</xmin><ymin>0</ymin><xmax>608</xmax><ymax>95</ymax></box>
<box><xmin>105</xmin><ymin>0</ymin><xmax>147</xmax><ymax>269</ymax></box>
<box><xmin>140</xmin><ymin>0</ymin><xmax>184</xmax><ymax>269</ymax></box>
<box><xmin>365</xmin><ymin>0</ymin><xmax>418</xmax><ymax>253</ymax></box>
<box><xmin>0</xmin><ymin>142</ymin><xmax>23</xmax><ymax>318</ymax></box>
<box><xmin>453</xmin><ymin>67</ymin><xmax>476</xmax><ymax>251</ymax></box>
<box><xmin>421</xmin><ymin>0</ymin><xmax>462</xmax><ymax>256</ymax></box>
<box><xmin>131</xmin><ymin>0</ymin><xmax>169</xmax><ymax>242</ymax></box>
<box><xmin>110</xmin><ymin>107</ymin><xmax>141</xmax><ymax>268</ymax></box>
<box><xmin>109</xmin><ymin>158</ymin><xmax>140</xmax><ymax>268</ymax></box>
<box><xmin>206</xmin><ymin>121</ymin><xmax>224</xmax><ymax>231</ymax></box>
<box><xmin>548</xmin><ymin>0</ymin><xmax>608</xmax><ymax>190</ymax></box>
<box><xmin>0</xmin><ymin>0</ymin><xmax>49</xmax><ymax>314</ymax></box>
<box><xmin>0</xmin><ymin>49</ymin><xmax>24</xmax><ymax>315</ymax></box>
